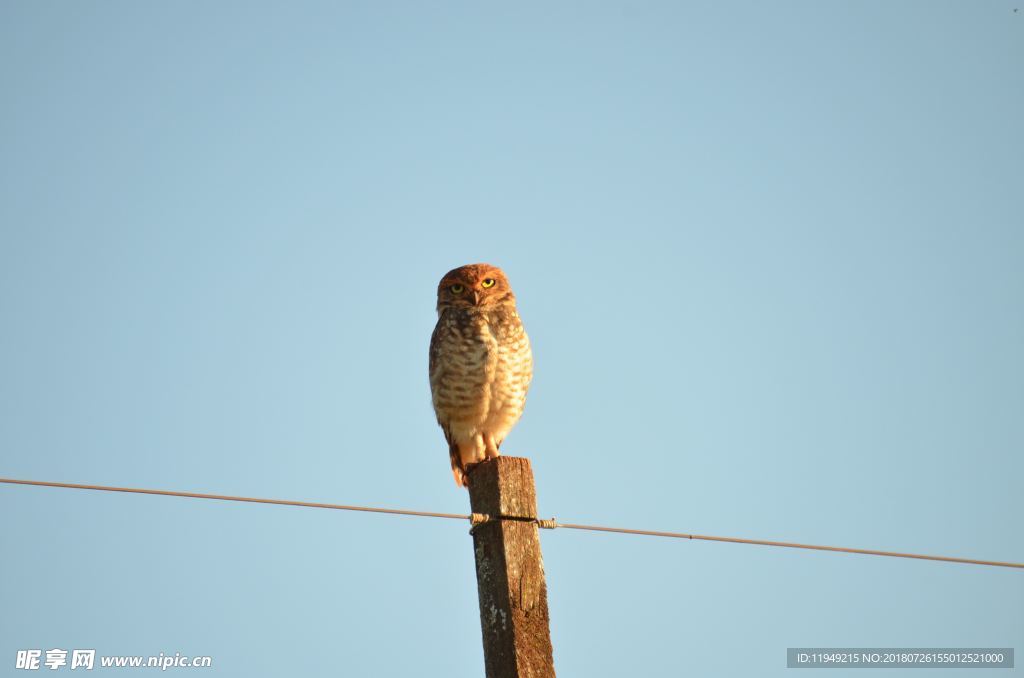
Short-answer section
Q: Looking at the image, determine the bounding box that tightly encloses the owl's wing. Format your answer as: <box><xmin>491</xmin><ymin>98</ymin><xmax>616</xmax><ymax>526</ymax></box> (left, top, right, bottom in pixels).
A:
<box><xmin>429</xmin><ymin>320</ymin><xmax>468</xmax><ymax>486</ymax></box>
<box><xmin>428</xmin><ymin>321</ymin><xmax>443</xmax><ymax>386</ymax></box>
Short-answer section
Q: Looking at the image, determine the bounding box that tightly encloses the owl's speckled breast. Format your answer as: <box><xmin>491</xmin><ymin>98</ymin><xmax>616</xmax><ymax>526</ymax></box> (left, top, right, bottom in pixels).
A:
<box><xmin>429</xmin><ymin>305</ymin><xmax>532</xmax><ymax>433</ymax></box>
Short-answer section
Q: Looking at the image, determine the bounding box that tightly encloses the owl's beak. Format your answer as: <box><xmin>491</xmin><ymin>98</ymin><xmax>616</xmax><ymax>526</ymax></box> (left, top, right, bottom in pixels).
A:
<box><xmin>470</xmin><ymin>290</ymin><xmax>480</xmax><ymax>305</ymax></box>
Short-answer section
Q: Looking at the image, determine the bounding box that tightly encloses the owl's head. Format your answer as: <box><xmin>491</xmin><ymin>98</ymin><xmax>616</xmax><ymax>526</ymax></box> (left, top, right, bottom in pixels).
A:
<box><xmin>436</xmin><ymin>263</ymin><xmax>516</xmax><ymax>312</ymax></box>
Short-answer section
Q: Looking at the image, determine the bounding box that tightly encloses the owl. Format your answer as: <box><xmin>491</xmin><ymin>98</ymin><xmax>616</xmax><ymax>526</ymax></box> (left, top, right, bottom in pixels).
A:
<box><xmin>429</xmin><ymin>263</ymin><xmax>533</xmax><ymax>487</ymax></box>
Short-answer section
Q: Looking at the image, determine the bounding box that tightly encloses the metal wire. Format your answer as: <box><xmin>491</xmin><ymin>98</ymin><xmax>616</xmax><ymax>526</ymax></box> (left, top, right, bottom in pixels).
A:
<box><xmin>2</xmin><ymin>477</ymin><xmax>1021</xmax><ymax>569</ymax></box>
<box><xmin>0</xmin><ymin>477</ymin><xmax>468</xmax><ymax>521</ymax></box>
<box><xmin>551</xmin><ymin>522</ymin><xmax>1024</xmax><ymax>569</ymax></box>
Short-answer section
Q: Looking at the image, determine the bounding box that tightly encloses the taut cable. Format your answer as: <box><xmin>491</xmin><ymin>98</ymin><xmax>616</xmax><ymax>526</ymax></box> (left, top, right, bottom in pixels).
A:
<box><xmin>2</xmin><ymin>477</ymin><xmax>1020</xmax><ymax>569</ymax></box>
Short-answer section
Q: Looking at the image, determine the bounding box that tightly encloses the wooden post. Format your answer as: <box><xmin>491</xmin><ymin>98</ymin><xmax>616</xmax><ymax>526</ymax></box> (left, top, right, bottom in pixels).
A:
<box><xmin>468</xmin><ymin>456</ymin><xmax>556</xmax><ymax>678</ymax></box>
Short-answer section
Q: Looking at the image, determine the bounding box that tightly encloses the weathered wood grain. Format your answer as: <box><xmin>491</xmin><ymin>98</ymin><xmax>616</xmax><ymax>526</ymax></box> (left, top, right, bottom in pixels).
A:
<box><xmin>468</xmin><ymin>457</ymin><xmax>555</xmax><ymax>678</ymax></box>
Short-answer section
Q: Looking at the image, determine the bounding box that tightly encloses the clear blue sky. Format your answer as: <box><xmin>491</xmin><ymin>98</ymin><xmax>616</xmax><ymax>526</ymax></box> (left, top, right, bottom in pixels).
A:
<box><xmin>1</xmin><ymin>1</ymin><xmax>1021</xmax><ymax>676</ymax></box>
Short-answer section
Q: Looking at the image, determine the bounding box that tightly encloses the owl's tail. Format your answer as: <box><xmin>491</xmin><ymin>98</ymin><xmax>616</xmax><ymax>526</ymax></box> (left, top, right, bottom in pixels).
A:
<box><xmin>449</xmin><ymin>442</ymin><xmax>468</xmax><ymax>488</ymax></box>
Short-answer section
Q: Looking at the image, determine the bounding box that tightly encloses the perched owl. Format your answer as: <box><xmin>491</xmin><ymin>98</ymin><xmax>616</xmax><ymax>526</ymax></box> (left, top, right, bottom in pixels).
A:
<box><xmin>429</xmin><ymin>263</ymin><xmax>533</xmax><ymax>487</ymax></box>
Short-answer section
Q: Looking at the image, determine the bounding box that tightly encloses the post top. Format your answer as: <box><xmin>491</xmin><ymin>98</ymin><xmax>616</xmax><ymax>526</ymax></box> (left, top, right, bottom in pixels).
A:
<box><xmin>466</xmin><ymin>456</ymin><xmax>538</xmax><ymax>519</ymax></box>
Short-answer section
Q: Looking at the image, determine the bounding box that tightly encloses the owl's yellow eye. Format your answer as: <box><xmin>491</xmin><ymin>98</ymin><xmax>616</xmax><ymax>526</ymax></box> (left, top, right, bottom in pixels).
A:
<box><xmin>450</xmin><ymin>284</ymin><xmax>465</xmax><ymax>294</ymax></box>
<box><xmin>481</xmin><ymin>278</ymin><xmax>496</xmax><ymax>288</ymax></box>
